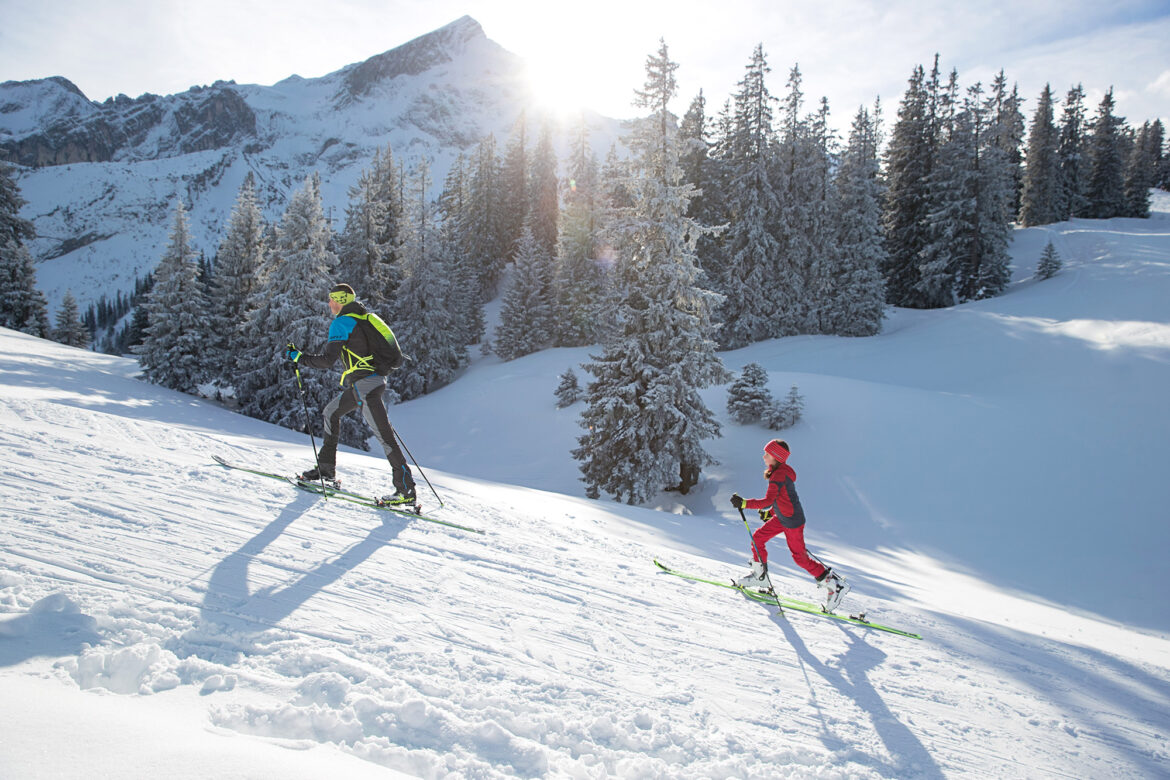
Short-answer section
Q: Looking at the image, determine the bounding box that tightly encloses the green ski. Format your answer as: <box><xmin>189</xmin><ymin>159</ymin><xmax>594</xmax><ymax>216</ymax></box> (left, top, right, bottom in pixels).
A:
<box><xmin>212</xmin><ymin>455</ymin><xmax>486</xmax><ymax>535</ymax></box>
<box><xmin>654</xmin><ymin>559</ymin><xmax>922</xmax><ymax>640</ymax></box>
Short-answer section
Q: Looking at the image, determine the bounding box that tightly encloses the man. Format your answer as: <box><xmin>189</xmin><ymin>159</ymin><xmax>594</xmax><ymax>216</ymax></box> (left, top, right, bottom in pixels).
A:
<box><xmin>286</xmin><ymin>283</ymin><xmax>416</xmax><ymax>505</ymax></box>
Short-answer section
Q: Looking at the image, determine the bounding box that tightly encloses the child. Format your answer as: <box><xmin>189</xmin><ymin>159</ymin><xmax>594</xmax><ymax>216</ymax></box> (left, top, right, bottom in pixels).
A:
<box><xmin>730</xmin><ymin>439</ymin><xmax>850</xmax><ymax>612</ymax></box>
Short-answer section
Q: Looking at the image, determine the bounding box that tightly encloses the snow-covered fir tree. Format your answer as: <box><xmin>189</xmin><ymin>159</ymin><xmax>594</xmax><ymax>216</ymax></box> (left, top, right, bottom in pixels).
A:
<box><xmin>1036</xmin><ymin>240</ymin><xmax>1062</xmax><ymax>280</ymax></box>
<box><xmin>1019</xmin><ymin>85</ymin><xmax>1062</xmax><ymax>227</ymax></box>
<box><xmin>574</xmin><ymin>40</ymin><xmax>727</xmax><ymax>504</ymax></box>
<box><xmin>386</xmin><ymin>158</ymin><xmax>467</xmax><ymax>400</ymax></box>
<box><xmin>336</xmin><ymin>152</ymin><xmax>391</xmax><ymax>307</ymax></box>
<box><xmin>0</xmin><ymin>164</ymin><xmax>50</xmax><ymax>338</ymax></box>
<box><xmin>765</xmin><ymin>384</ymin><xmax>804</xmax><ymax>430</ymax></box>
<box><xmin>772</xmin><ymin>64</ymin><xmax>819</xmax><ymax>333</ymax></box>
<box><xmin>529</xmin><ymin>123</ymin><xmax>559</xmax><ymax>260</ymax></box>
<box><xmin>679</xmin><ymin>90</ymin><xmax>725</xmax><ymax>289</ymax></box>
<box><xmin>234</xmin><ymin>175</ymin><xmax>345</xmax><ymax>442</ymax></box>
<box><xmin>494</xmin><ymin>222</ymin><xmax>555</xmax><ymax>361</ymax></box>
<box><xmin>136</xmin><ymin>201</ymin><xmax>211</xmax><ymax>392</ymax></box>
<box><xmin>717</xmin><ymin>45</ymin><xmax>783</xmax><ymax>348</ymax></box>
<box><xmin>959</xmin><ymin>79</ymin><xmax>1015</xmax><ymax>302</ymax></box>
<box><xmin>804</xmin><ymin>96</ymin><xmax>847</xmax><ymax>332</ymax></box>
<box><xmin>824</xmin><ymin>102</ymin><xmax>887</xmax><ymax>335</ymax></box>
<box><xmin>52</xmin><ymin>290</ymin><xmax>90</xmax><ymax>348</ymax></box>
<box><xmin>1056</xmin><ymin>85</ymin><xmax>1089</xmax><ymax>220</ymax></box>
<box><xmin>987</xmin><ymin>72</ymin><xmax>1026</xmax><ymax>218</ymax></box>
<box><xmin>916</xmin><ymin>71</ymin><xmax>1014</xmax><ymax>306</ymax></box>
<box><xmin>882</xmin><ymin>59</ymin><xmax>940</xmax><ymax>308</ymax></box>
<box><xmin>438</xmin><ymin>153</ymin><xmax>486</xmax><ymax>347</ymax></box>
<box><xmin>916</xmin><ymin>71</ymin><xmax>973</xmax><ymax>309</ymax></box>
<box><xmin>1123</xmin><ymin>121</ymin><xmax>1157</xmax><ymax>218</ymax></box>
<box><xmin>500</xmin><ymin>113</ymin><xmax>530</xmax><ymax>262</ymax></box>
<box><xmin>208</xmin><ymin>173</ymin><xmax>266</xmax><ymax>385</ymax></box>
<box><xmin>1084</xmin><ymin>89</ymin><xmax>1127</xmax><ymax>220</ymax></box>
<box><xmin>555</xmin><ymin>114</ymin><xmax>608</xmax><ymax>347</ymax></box>
<box><xmin>726</xmin><ymin>363</ymin><xmax>775</xmax><ymax>424</ymax></box>
<box><xmin>463</xmin><ymin>134</ymin><xmax>508</xmax><ymax>301</ymax></box>
<box><xmin>554</xmin><ymin>368</ymin><xmax>582</xmax><ymax>408</ymax></box>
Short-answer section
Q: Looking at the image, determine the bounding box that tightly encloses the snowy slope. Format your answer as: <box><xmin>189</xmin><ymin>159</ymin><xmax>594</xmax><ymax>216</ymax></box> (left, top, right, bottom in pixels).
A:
<box><xmin>2</xmin><ymin>204</ymin><xmax>1169</xmax><ymax>777</ymax></box>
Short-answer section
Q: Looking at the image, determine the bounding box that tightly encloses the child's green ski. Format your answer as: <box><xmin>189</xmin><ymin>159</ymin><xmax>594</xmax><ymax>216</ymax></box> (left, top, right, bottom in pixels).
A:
<box><xmin>653</xmin><ymin>559</ymin><xmax>922</xmax><ymax>639</ymax></box>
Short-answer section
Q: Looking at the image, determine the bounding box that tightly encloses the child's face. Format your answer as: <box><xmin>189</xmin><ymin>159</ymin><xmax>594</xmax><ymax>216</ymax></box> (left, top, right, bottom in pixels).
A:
<box><xmin>763</xmin><ymin>452</ymin><xmax>779</xmax><ymax>468</ymax></box>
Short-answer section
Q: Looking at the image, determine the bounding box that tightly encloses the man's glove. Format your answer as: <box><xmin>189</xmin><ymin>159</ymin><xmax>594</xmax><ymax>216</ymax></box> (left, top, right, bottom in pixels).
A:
<box><xmin>285</xmin><ymin>343</ymin><xmax>301</xmax><ymax>363</ymax></box>
<box><xmin>730</xmin><ymin>493</ymin><xmax>745</xmax><ymax>509</ymax></box>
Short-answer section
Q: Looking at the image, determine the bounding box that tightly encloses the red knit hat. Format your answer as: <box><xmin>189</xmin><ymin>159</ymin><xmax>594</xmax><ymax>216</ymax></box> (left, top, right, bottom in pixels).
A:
<box><xmin>764</xmin><ymin>439</ymin><xmax>790</xmax><ymax>463</ymax></box>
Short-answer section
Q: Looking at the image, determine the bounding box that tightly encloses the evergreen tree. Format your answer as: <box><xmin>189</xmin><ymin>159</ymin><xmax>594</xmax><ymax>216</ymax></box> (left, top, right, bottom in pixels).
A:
<box><xmin>1123</xmin><ymin>121</ymin><xmax>1156</xmax><ymax>218</ymax></box>
<box><xmin>727</xmin><ymin>363</ymin><xmax>775</xmax><ymax>424</ymax></box>
<box><xmin>987</xmin><ymin>72</ymin><xmax>1026</xmax><ymax>217</ymax></box>
<box><xmin>209</xmin><ymin>173</ymin><xmax>266</xmax><ymax>384</ymax></box>
<box><xmin>136</xmin><ymin>201</ymin><xmax>212</xmax><ymax>392</ymax></box>
<box><xmin>574</xmin><ymin>40</ymin><xmax>727</xmax><ymax>504</ymax></box>
<box><xmin>438</xmin><ymin>153</ymin><xmax>486</xmax><ymax>347</ymax></box>
<box><xmin>917</xmin><ymin>71</ymin><xmax>974</xmax><ymax>308</ymax></box>
<box><xmin>882</xmin><ymin>61</ymin><xmax>938</xmax><ymax>308</ymax></box>
<box><xmin>804</xmin><ymin>96</ymin><xmax>845</xmax><ymax>333</ymax></box>
<box><xmin>679</xmin><ymin>90</ymin><xmax>725</xmax><ymax>288</ymax></box>
<box><xmin>1084</xmin><ymin>88</ymin><xmax>1127</xmax><ymax>219</ymax></box>
<box><xmin>773</xmin><ymin>64</ymin><xmax>819</xmax><ymax>331</ymax></box>
<box><xmin>336</xmin><ymin>154</ymin><xmax>390</xmax><ymax>305</ymax></box>
<box><xmin>235</xmin><ymin>175</ymin><xmax>340</xmax><ymax>439</ymax></box>
<box><xmin>961</xmin><ymin>79</ymin><xmax>1015</xmax><ymax>301</ymax></box>
<box><xmin>500</xmin><ymin>112</ymin><xmax>530</xmax><ymax>261</ymax></box>
<box><xmin>555</xmin><ymin>113</ymin><xmax>608</xmax><ymax>347</ymax></box>
<box><xmin>825</xmin><ymin>103</ymin><xmax>887</xmax><ymax>335</ymax></box>
<box><xmin>494</xmin><ymin>222</ymin><xmax>555</xmax><ymax>361</ymax></box>
<box><xmin>1056</xmin><ymin>85</ymin><xmax>1088</xmax><ymax>220</ymax></box>
<box><xmin>555</xmin><ymin>368</ymin><xmax>582</xmax><ymax>408</ymax></box>
<box><xmin>529</xmin><ymin>123</ymin><xmax>560</xmax><ymax>259</ymax></box>
<box><xmin>386</xmin><ymin>158</ymin><xmax>467</xmax><ymax>400</ymax></box>
<box><xmin>52</xmin><ymin>290</ymin><xmax>90</xmax><ymax>348</ymax></box>
<box><xmin>0</xmin><ymin>163</ymin><xmax>50</xmax><ymax>337</ymax></box>
<box><xmin>1035</xmin><ymin>240</ymin><xmax>1062</xmax><ymax>280</ymax></box>
<box><xmin>718</xmin><ymin>44</ymin><xmax>783</xmax><ymax>348</ymax></box>
<box><xmin>1019</xmin><ymin>85</ymin><xmax>1061</xmax><ymax>227</ymax></box>
<box><xmin>765</xmin><ymin>384</ymin><xmax>804</xmax><ymax>430</ymax></box>
<box><xmin>464</xmin><ymin>134</ymin><xmax>508</xmax><ymax>300</ymax></box>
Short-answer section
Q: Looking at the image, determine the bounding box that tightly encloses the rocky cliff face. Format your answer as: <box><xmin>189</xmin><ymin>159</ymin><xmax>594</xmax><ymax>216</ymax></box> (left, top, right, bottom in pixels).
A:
<box><xmin>0</xmin><ymin>84</ymin><xmax>257</xmax><ymax>166</ymax></box>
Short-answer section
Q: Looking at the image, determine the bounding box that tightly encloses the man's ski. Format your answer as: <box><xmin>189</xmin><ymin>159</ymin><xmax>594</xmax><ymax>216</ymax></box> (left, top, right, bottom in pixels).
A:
<box><xmin>653</xmin><ymin>559</ymin><xmax>922</xmax><ymax>640</ymax></box>
<box><xmin>212</xmin><ymin>455</ymin><xmax>485</xmax><ymax>535</ymax></box>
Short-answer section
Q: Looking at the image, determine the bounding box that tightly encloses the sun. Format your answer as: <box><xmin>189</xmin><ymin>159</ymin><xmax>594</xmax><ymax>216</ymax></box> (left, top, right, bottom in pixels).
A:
<box><xmin>521</xmin><ymin>53</ymin><xmax>596</xmax><ymax>120</ymax></box>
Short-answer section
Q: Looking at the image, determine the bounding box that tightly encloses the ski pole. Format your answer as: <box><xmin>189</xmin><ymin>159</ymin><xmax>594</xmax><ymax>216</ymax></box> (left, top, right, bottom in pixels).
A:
<box><xmin>738</xmin><ymin>506</ymin><xmax>784</xmax><ymax>616</ymax></box>
<box><xmin>292</xmin><ymin>360</ymin><xmax>328</xmax><ymax>498</ymax></box>
<box><xmin>393</xmin><ymin>427</ymin><xmax>443</xmax><ymax>508</ymax></box>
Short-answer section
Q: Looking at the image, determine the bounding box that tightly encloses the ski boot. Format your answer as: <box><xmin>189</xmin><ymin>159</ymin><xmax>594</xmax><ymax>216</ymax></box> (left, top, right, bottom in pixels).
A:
<box><xmin>818</xmin><ymin>569</ymin><xmax>850</xmax><ymax>612</ymax></box>
<box><xmin>298</xmin><ymin>465</ymin><xmax>339</xmax><ymax>490</ymax></box>
<box><xmin>735</xmin><ymin>560</ymin><xmax>769</xmax><ymax>591</ymax></box>
<box><xmin>377</xmin><ymin>489</ymin><xmax>418</xmax><ymax>511</ymax></box>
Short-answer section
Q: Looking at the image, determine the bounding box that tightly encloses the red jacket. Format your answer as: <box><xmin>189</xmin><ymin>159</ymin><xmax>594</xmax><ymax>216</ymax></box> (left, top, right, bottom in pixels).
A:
<box><xmin>744</xmin><ymin>462</ymin><xmax>807</xmax><ymax>529</ymax></box>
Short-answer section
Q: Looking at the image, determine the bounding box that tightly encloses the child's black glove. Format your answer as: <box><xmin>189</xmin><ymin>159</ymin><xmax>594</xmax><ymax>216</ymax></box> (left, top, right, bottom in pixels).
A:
<box><xmin>730</xmin><ymin>493</ymin><xmax>745</xmax><ymax>509</ymax></box>
<box><xmin>758</xmin><ymin>509</ymin><xmax>769</xmax><ymax>521</ymax></box>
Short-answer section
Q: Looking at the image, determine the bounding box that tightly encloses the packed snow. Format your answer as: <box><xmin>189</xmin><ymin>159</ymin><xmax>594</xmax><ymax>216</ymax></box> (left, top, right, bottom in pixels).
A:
<box><xmin>2</xmin><ymin>202</ymin><xmax>1169</xmax><ymax>776</ymax></box>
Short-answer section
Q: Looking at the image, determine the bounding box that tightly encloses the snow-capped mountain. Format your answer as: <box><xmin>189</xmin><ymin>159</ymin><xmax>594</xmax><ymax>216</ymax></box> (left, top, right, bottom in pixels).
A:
<box><xmin>0</xmin><ymin>16</ymin><xmax>618</xmax><ymax>313</ymax></box>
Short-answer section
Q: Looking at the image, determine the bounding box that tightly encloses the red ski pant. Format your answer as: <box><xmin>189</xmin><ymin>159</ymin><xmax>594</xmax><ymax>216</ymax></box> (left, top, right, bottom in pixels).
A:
<box><xmin>751</xmin><ymin>519</ymin><xmax>827</xmax><ymax>580</ymax></box>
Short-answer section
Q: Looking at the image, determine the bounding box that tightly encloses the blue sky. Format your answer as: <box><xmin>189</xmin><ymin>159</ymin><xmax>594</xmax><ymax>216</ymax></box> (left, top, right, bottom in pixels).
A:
<box><xmin>2</xmin><ymin>0</ymin><xmax>1167</xmax><ymax>131</ymax></box>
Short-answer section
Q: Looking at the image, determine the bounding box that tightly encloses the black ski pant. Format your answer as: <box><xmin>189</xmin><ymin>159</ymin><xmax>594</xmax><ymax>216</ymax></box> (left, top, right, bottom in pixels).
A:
<box><xmin>318</xmin><ymin>374</ymin><xmax>414</xmax><ymax>494</ymax></box>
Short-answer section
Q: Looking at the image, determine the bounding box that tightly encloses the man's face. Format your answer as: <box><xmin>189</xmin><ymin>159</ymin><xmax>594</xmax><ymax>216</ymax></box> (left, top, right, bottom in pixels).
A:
<box><xmin>328</xmin><ymin>298</ymin><xmax>342</xmax><ymax>316</ymax></box>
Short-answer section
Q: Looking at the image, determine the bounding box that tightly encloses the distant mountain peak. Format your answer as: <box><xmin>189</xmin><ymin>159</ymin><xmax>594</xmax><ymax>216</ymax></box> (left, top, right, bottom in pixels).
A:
<box><xmin>340</xmin><ymin>15</ymin><xmax>488</xmax><ymax>100</ymax></box>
